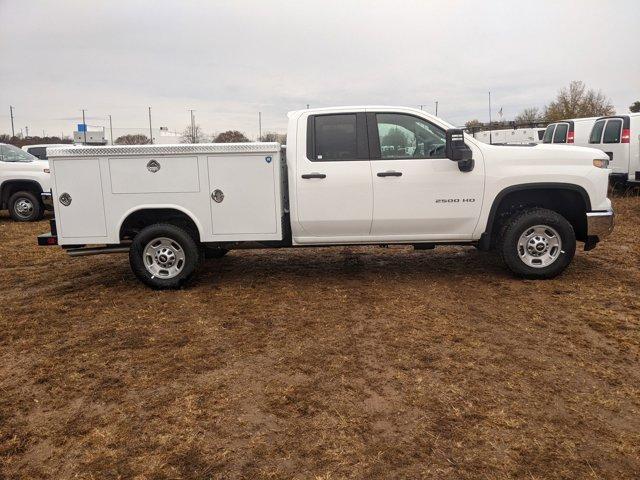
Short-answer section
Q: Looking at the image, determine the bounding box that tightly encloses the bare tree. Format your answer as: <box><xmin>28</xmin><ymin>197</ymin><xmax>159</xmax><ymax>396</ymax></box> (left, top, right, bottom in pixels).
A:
<box><xmin>465</xmin><ymin>119</ymin><xmax>483</xmax><ymax>129</ymax></box>
<box><xmin>259</xmin><ymin>132</ymin><xmax>287</xmax><ymax>144</ymax></box>
<box><xmin>179</xmin><ymin>124</ymin><xmax>208</xmax><ymax>143</ymax></box>
<box><xmin>544</xmin><ymin>81</ymin><xmax>614</xmax><ymax>122</ymax></box>
<box><xmin>115</xmin><ymin>134</ymin><xmax>150</xmax><ymax>145</ymax></box>
<box><xmin>630</xmin><ymin>101</ymin><xmax>640</xmax><ymax>113</ymax></box>
<box><xmin>514</xmin><ymin>107</ymin><xmax>542</xmax><ymax>124</ymax></box>
<box><xmin>213</xmin><ymin>130</ymin><xmax>249</xmax><ymax>143</ymax></box>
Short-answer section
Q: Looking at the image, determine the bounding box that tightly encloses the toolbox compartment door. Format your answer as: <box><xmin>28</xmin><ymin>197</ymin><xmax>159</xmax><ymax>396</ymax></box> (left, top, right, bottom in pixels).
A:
<box><xmin>207</xmin><ymin>154</ymin><xmax>278</xmax><ymax>235</ymax></box>
<box><xmin>53</xmin><ymin>159</ymin><xmax>107</xmax><ymax>238</ymax></box>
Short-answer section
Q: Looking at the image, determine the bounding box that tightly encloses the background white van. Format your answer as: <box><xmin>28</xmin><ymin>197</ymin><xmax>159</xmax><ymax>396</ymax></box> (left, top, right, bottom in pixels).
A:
<box><xmin>541</xmin><ymin>117</ymin><xmax>598</xmax><ymax>147</ymax></box>
<box><xmin>588</xmin><ymin>114</ymin><xmax>640</xmax><ymax>183</ymax></box>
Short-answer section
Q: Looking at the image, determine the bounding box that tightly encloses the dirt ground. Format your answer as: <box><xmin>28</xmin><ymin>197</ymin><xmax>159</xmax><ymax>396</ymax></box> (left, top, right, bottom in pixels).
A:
<box><xmin>1</xmin><ymin>196</ymin><xmax>639</xmax><ymax>480</ymax></box>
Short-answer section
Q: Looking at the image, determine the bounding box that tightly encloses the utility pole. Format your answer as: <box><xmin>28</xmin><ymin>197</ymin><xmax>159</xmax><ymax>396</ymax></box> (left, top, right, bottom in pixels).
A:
<box><xmin>9</xmin><ymin>106</ymin><xmax>15</xmax><ymax>137</ymax></box>
<box><xmin>109</xmin><ymin>115</ymin><xmax>113</xmax><ymax>144</ymax></box>
<box><xmin>488</xmin><ymin>91</ymin><xmax>493</xmax><ymax>145</ymax></box>
<box><xmin>25</xmin><ymin>126</ymin><xmax>29</xmax><ymax>137</ymax></box>
<box><xmin>258</xmin><ymin>111</ymin><xmax>262</xmax><ymax>141</ymax></box>
<box><xmin>189</xmin><ymin>109</ymin><xmax>196</xmax><ymax>143</ymax></box>
<box><xmin>148</xmin><ymin>107</ymin><xmax>153</xmax><ymax>144</ymax></box>
<box><xmin>435</xmin><ymin>100</ymin><xmax>439</xmax><ymax>116</ymax></box>
<box><xmin>419</xmin><ymin>105</ymin><xmax>424</xmax><ymax>110</ymax></box>
<box><xmin>306</xmin><ymin>104</ymin><xmax>309</xmax><ymax>109</ymax></box>
<box><xmin>82</xmin><ymin>109</ymin><xmax>87</xmax><ymax>144</ymax></box>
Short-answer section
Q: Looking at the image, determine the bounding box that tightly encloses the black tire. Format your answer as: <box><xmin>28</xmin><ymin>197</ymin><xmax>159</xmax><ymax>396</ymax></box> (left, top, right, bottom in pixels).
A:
<box><xmin>499</xmin><ymin>208</ymin><xmax>576</xmax><ymax>279</ymax></box>
<box><xmin>204</xmin><ymin>247</ymin><xmax>229</xmax><ymax>259</ymax></box>
<box><xmin>8</xmin><ymin>191</ymin><xmax>43</xmax><ymax>222</ymax></box>
<box><xmin>129</xmin><ymin>223</ymin><xmax>203</xmax><ymax>289</ymax></box>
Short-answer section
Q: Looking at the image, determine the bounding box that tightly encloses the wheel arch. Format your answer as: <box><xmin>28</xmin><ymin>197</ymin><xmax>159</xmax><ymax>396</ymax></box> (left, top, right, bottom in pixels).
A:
<box><xmin>479</xmin><ymin>183</ymin><xmax>591</xmax><ymax>250</ymax></box>
<box><xmin>0</xmin><ymin>179</ymin><xmax>44</xmax><ymax>208</ymax></box>
<box><xmin>118</xmin><ymin>205</ymin><xmax>204</xmax><ymax>242</ymax></box>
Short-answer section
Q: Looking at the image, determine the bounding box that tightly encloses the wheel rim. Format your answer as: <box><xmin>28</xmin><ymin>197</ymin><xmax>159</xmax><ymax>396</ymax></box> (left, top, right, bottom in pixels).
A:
<box><xmin>143</xmin><ymin>237</ymin><xmax>186</xmax><ymax>279</ymax></box>
<box><xmin>517</xmin><ymin>224</ymin><xmax>562</xmax><ymax>268</ymax></box>
<box><xmin>14</xmin><ymin>198</ymin><xmax>34</xmax><ymax>219</ymax></box>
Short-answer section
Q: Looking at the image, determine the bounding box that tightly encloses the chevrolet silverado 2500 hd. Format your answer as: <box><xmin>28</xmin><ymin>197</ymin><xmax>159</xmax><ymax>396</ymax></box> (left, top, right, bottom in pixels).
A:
<box><xmin>38</xmin><ymin>106</ymin><xmax>614</xmax><ymax>288</ymax></box>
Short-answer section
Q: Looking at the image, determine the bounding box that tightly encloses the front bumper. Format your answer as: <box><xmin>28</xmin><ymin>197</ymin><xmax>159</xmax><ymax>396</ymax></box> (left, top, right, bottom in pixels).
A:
<box><xmin>587</xmin><ymin>209</ymin><xmax>614</xmax><ymax>239</ymax></box>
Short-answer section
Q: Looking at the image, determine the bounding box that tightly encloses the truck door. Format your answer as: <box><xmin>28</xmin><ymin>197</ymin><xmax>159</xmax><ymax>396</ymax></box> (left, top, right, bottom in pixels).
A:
<box><xmin>295</xmin><ymin>113</ymin><xmax>373</xmax><ymax>237</ymax></box>
<box><xmin>368</xmin><ymin>112</ymin><xmax>483</xmax><ymax>239</ymax></box>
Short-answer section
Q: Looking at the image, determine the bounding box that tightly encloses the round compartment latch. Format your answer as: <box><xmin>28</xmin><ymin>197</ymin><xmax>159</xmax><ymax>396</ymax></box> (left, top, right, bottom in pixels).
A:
<box><xmin>211</xmin><ymin>189</ymin><xmax>224</xmax><ymax>203</ymax></box>
<box><xmin>147</xmin><ymin>160</ymin><xmax>161</xmax><ymax>173</ymax></box>
<box><xmin>59</xmin><ymin>192</ymin><xmax>72</xmax><ymax>206</ymax></box>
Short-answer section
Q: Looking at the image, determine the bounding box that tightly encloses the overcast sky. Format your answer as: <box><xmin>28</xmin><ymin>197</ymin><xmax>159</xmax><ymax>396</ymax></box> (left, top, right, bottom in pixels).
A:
<box><xmin>0</xmin><ymin>0</ymin><xmax>638</xmax><ymax>139</ymax></box>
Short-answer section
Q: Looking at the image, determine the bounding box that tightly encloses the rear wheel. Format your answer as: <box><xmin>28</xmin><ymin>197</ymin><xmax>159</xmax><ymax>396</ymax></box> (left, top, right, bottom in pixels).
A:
<box><xmin>8</xmin><ymin>191</ymin><xmax>43</xmax><ymax>222</ymax></box>
<box><xmin>500</xmin><ymin>208</ymin><xmax>576</xmax><ymax>279</ymax></box>
<box><xmin>129</xmin><ymin>223</ymin><xmax>202</xmax><ymax>289</ymax></box>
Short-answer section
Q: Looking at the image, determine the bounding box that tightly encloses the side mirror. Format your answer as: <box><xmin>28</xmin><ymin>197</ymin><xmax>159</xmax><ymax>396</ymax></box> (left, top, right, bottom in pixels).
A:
<box><xmin>445</xmin><ymin>129</ymin><xmax>474</xmax><ymax>172</ymax></box>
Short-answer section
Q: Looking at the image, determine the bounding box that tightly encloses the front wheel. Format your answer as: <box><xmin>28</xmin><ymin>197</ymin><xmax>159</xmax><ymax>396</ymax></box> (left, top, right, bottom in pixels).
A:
<box><xmin>129</xmin><ymin>223</ymin><xmax>202</xmax><ymax>289</ymax></box>
<box><xmin>500</xmin><ymin>208</ymin><xmax>576</xmax><ymax>279</ymax></box>
<box><xmin>8</xmin><ymin>191</ymin><xmax>43</xmax><ymax>222</ymax></box>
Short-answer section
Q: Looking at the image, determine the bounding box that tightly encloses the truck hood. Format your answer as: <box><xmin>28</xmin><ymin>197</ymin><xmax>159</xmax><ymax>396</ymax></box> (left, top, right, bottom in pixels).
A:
<box><xmin>533</xmin><ymin>144</ymin><xmax>609</xmax><ymax>159</ymax></box>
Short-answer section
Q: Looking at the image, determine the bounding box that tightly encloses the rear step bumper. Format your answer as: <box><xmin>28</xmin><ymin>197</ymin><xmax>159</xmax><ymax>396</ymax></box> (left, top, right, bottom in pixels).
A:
<box><xmin>38</xmin><ymin>233</ymin><xmax>58</xmax><ymax>246</ymax></box>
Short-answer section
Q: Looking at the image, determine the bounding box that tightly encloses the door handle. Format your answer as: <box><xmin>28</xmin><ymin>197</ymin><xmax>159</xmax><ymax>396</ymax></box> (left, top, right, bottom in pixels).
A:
<box><xmin>377</xmin><ymin>171</ymin><xmax>402</xmax><ymax>177</ymax></box>
<box><xmin>301</xmin><ymin>173</ymin><xmax>327</xmax><ymax>179</ymax></box>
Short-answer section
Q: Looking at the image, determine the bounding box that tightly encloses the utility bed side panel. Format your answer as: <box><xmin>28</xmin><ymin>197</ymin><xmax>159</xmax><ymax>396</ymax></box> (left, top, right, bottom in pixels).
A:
<box><xmin>207</xmin><ymin>155</ymin><xmax>278</xmax><ymax>236</ymax></box>
<box><xmin>109</xmin><ymin>156</ymin><xmax>200</xmax><ymax>193</ymax></box>
<box><xmin>53</xmin><ymin>158</ymin><xmax>107</xmax><ymax>240</ymax></box>
<box><xmin>47</xmin><ymin>143</ymin><xmax>283</xmax><ymax>245</ymax></box>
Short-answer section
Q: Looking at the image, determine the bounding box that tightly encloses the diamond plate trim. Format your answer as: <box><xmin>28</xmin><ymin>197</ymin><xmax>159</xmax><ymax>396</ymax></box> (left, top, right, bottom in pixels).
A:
<box><xmin>47</xmin><ymin>142</ymin><xmax>281</xmax><ymax>157</ymax></box>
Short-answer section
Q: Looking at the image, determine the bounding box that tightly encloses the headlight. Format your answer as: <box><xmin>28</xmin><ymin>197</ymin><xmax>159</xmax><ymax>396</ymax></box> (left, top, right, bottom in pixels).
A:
<box><xmin>593</xmin><ymin>158</ymin><xmax>609</xmax><ymax>169</ymax></box>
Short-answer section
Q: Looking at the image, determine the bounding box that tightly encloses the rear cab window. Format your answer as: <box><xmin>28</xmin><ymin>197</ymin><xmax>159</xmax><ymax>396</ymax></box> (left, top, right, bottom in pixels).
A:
<box><xmin>590</xmin><ymin>120</ymin><xmax>605</xmax><ymax>143</ymax></box>
<box><xmin>603</xmin><ymin>119</ymin><xmax>622</xmax><ymax>144</ymax></box>
<box><xmin>553</xmin><ymin>123</ymin><xmax>568</xmax><ymax>143</ymax></box>
<box><xmin>307</xmin><ymin>113</ymin><xmax>368</xmax><ymax>161</ymax></box>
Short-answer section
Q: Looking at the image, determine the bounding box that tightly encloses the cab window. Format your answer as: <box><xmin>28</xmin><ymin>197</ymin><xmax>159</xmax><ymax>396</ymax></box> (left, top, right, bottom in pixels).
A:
<box><xmin>542</xmin><ymin>125</ymin><xmax>555</xmax><ymax>143</ymax></box>
<box><xmin>376</xmin><ymin>113</ymin><xmax>445</xmax><ymax>159</ymax></box>
<box><xmin>603</xmin><ymin>119</ymin><xmax>622</xmax><ymax>144</ymax></box>
<box><xmin>553</xmin><ymin>124</ymin><xmax>568</xmax><ymax>143</ymax></box>
<box><xmin>590</xmin><ymin>120</ymin><xmax>605</xmax><ymax>143</ymax></box>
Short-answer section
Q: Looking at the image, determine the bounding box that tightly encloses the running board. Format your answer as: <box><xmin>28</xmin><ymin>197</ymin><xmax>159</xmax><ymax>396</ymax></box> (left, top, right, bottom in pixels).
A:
<box><xmin>66</xmin><ymin>246</ymin><xmax>130</xmax><ymax>257</ymax></box>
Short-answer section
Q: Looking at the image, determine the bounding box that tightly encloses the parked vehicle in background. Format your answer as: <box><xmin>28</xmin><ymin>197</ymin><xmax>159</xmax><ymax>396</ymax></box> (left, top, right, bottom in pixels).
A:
<box><xmin>588</xmin><ymin>113</ymin><xmax>640</xmax><ymax>184</ymax></box>
<box><xmin>22</xmin><ymin>143</ymin><xmax>76</xmax><ymax>160</ymax></box>
<box><xmin>0</xmin><ymin>143</ymin><xmax>51</xmax><ymax>221</ymax></box>
<box><xmin>542</xmin><ymin>117</ymin><xmax>599</xmax><ymax>146</ymax></box>
<box><xmin>38</xmin><ymin>106</ymin><xmax>614</xmax><ymax>288</ymax></box>
<box><xmin>471</xmin><ymin>127</ymin><xmax>545</xmax><ymax>145</ymax></box>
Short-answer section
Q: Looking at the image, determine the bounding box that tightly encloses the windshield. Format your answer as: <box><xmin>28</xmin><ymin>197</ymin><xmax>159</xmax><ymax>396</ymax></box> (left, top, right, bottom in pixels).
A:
<box><xmin>0</xmin><ymin>144</ymin><xmax>36</xmax><ymax>162</ymax></box>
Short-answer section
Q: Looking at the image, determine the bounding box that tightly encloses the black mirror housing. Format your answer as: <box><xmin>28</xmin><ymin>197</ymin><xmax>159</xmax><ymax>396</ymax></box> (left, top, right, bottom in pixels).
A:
<box><xmin>445</xmin><ymin>129</ymin><xmax>474</xmax><ymax>172</ymax></box>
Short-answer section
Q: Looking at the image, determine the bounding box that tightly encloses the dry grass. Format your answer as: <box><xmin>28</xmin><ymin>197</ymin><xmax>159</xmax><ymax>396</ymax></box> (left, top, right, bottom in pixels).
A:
<box><xmin>1</xmin><ymin>198</ymin><xmax>639</xmax><ymax>479</ymax></box>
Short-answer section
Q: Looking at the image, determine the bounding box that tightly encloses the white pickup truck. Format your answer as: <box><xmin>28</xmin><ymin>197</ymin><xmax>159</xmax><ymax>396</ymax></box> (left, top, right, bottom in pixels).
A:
<box><xmin>38</xmin><ymin>106</ymin><xmax>614</xmax><ymax>288</ymax></box>
<box><xmin>1</xmin><ymin>143</ymin><xmax>52</xmax><ymax>221</ymax></box>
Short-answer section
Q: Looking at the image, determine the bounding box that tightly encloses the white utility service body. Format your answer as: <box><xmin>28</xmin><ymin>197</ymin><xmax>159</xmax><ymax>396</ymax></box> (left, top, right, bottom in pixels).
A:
<box><xmin>46</xmin><ymin>142</ymin><xmax>284</xmax><ymax>246</ymax></box>
<box><xmin>41</xmin><ymin>106</ymin><xmax>615</xmax><ymax>288</ymax></box>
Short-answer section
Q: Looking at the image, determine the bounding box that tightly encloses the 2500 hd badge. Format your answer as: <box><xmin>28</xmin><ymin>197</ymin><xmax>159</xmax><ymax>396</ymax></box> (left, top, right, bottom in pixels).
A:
<box><xmin>436</xmin><ymin>198</ymin><xmax>476</xmax><ymax>203</ymax></box>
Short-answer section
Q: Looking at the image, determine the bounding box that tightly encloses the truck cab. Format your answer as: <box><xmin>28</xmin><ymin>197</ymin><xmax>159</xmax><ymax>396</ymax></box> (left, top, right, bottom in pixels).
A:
<box><xmin>38</xmin><ymin>106</ymin><xmax>614</xmax><ymax>289</ymax></box>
